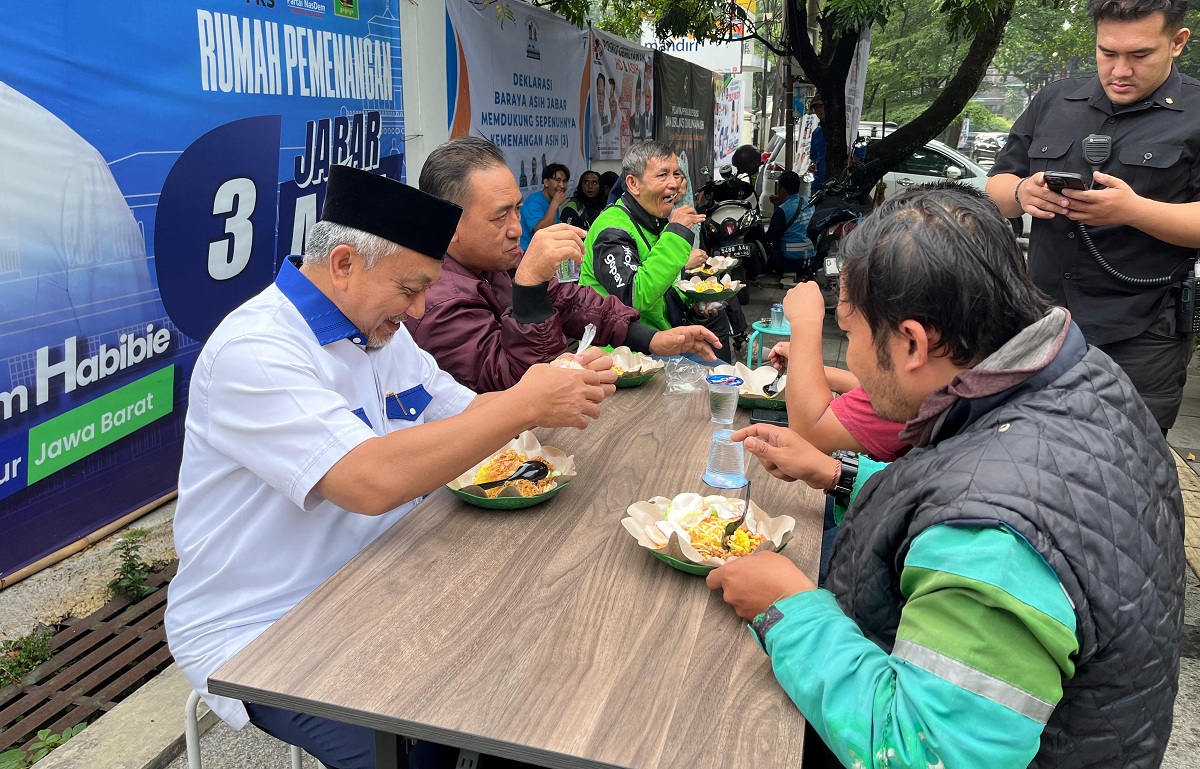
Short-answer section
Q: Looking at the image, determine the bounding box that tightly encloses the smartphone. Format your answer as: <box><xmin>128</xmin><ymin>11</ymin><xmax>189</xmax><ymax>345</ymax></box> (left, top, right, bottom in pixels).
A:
<box><xmin>750</xmin><ymin>408</ymin><xmax>789</xmax><ymax>427</ymax></box>
<box><xmin>1043</xmin><ymin>171</ymin><xmax>1088</xmax><ymax>192</ymax></box>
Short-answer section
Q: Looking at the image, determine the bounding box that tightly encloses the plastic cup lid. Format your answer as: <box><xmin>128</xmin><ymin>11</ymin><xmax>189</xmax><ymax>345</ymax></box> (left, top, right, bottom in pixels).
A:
<box><xmin>706</xmin><ymin>374</ymin><xmax>744</xmax><ymax>386</ymax></box>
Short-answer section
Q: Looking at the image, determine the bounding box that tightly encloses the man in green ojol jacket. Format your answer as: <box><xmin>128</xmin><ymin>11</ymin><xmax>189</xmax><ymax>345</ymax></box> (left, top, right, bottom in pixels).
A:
<box><xmin>580</xmin><ymin>141</ymin><xmax>710</xmax><ymax>336</ymax></box>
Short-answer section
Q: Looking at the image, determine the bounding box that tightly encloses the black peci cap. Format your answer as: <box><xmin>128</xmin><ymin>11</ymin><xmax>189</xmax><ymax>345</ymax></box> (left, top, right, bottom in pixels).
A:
<box><xmin>321</xmin><ymin>165</ymin><xmax>462</xmax><ymax>260</ymax></box>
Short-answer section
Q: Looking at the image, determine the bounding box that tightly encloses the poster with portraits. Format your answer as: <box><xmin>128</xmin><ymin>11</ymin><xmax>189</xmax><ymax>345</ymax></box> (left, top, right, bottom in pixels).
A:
<box><xmin>446</xmin><ymin>0</ymin><xmax>588</xmax><ymax>193</ymax></box>
<box><xmin>713</xmin><ymin>74</ymin><xmax>743</xmax><ymax>170</ymax></box>
<box><xmin>588</xmin><ymin>28</ymin><xmax>654</xmax><ymax>161</ymax></box>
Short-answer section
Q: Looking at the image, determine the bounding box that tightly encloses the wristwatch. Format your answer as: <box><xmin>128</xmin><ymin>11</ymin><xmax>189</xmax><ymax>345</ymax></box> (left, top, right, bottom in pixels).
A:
<box><xmin>826</xmin><ymin>450</ymin><xmax>859</xmax><ymax>503</ymax></box>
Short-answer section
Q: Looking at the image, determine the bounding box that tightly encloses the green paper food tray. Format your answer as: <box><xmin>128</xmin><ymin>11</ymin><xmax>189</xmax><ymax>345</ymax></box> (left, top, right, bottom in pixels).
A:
<box><xmin>650</xmin><ymin>541</ymin><xmax>789</xmax><ymax>575</ymax></box>
<box><xmin>448</xmin><ymin>479</ymin><xmax>571</xmax><ymax>509</ymax></box>
<box><xmin>738</xmin><ymin>393</ymin><xmax>787</xmax><ymax>410</ymax></box>
<box><xmin>677</xmin><ymin>288</ymin><xmax>741</xmax><ymax>302</ymax></box>
<box><xmin>614</xmin><ymin>369</ymin><xmax>660</xmax><ymax>388</ymax></box>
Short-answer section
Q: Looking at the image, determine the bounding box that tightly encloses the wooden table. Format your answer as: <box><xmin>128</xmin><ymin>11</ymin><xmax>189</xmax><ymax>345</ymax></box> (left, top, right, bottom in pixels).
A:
<box><xmin>209</xmin><ymin>377</ymin><xmax>826</xmax><ymax>769</ymax></box>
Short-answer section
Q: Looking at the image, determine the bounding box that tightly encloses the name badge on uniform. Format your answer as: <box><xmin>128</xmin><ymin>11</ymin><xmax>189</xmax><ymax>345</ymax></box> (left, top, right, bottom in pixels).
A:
<box><xmin>385</xmin><ymin>385</ymin><xmax>432</xmax><ymax>422</ymax></box>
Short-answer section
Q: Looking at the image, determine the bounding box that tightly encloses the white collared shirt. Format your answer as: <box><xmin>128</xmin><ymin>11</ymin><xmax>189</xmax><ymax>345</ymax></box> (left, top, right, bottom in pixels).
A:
<box><xmin>165</xmin><ymin>264</ymin><xmax>475</xmax><ymax>728</ymax></box>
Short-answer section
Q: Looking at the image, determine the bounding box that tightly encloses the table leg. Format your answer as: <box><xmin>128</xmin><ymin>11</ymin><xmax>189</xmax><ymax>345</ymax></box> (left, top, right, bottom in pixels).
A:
<box><xmin>375</xmin><ymin>730</ymin><xmax>405</xmax><ymax>769</ymax></box>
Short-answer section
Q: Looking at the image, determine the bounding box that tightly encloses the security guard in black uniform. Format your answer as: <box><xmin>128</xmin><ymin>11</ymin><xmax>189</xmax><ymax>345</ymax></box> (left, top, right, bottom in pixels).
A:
<box><xmin>986</xmin><ymin>0</ymin><xmax>1200</xmax><ymax>433</ymax></box>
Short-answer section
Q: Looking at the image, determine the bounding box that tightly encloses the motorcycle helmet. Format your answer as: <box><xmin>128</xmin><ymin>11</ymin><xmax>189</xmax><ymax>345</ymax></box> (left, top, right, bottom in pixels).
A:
<box><xmin>732</xmin><ymin>144</ymin><xmax>762</xmax><ymax>177</ymax></box>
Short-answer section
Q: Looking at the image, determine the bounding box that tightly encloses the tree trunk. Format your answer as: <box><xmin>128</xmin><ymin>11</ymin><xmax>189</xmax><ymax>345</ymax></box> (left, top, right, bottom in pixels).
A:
<box><xmin>850</xmin><ymin>2</ymin><xmax>1015</xmax><ymax>190</ymax></box>
<box><xmin>783</xmin><ymin>0</ymin><xmax>1015</xmax><ymax>190</ymax></box>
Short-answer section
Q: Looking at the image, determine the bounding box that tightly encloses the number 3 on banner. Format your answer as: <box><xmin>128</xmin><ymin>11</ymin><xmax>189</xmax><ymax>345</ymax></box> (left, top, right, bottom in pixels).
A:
<box><xmin>208</xmin><ymin>178</ymin><xmax>256</xmax><ymax>281</ymax></box>
<box><xmin>155</xmin><ymin>115</ymin><xmax>281</xmax><ymax>342</ymax></box>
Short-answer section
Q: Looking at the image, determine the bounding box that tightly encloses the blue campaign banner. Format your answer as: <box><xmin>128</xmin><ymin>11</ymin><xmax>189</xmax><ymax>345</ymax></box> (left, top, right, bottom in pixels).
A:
<box><xmin>0</xmin><ymin>0</ymin><xmax>404</xmax><ymax>577</ymax></box>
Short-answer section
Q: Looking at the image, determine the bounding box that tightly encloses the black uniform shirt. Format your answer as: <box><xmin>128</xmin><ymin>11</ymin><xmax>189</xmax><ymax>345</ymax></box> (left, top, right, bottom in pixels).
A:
<box><xmin>990</xmin><ymin>67</ymin><xmax>1200</xmax><ymax>345</ymax></box>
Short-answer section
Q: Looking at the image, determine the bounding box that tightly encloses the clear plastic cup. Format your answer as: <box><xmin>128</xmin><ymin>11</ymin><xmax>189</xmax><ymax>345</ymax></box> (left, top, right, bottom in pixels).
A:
<box><xmin>706</xmin><ymin>374</ymin><xmax>743</xmax><ymax>425</ymax></box>
<box><xmin>770</xmin><ymin>303</ymin><xmax>786</xmax><ymax>329</ymax></box>
<box><xmin>702</xmin><ymin>429</ymin><xmax>749</xmax><ymax>489</ymax></box>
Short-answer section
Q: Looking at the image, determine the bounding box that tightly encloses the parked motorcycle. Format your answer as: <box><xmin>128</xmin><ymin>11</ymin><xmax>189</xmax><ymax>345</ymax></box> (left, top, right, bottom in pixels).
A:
<box><xmin>694</xmin><ymin>165</ymin><xmax>769</xmax><ymax>351</ymax></box>
<box><xmin>801</xmin><ymin>159</ymin><xmax>878</xmax><ymax>309</ymax></box>
<box><xmin>697</xmin><ymin>165</ymin><xmax>769</xmax><ymax>281</ymax></box>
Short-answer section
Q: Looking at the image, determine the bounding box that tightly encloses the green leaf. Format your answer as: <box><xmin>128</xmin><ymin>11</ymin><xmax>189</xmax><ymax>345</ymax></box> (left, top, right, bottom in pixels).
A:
<box><xmin>0</xmin><ymin>748</ymin><xmax>29</xmax><ymax>769</ymax></box>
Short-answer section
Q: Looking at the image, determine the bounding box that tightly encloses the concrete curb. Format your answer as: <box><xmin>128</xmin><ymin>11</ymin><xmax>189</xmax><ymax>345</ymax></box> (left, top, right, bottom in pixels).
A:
<box><xmin>1176</xmin><ymin>449</ymin><xmax>1200</xmax><ymax>579</ymax></box>
<box><xmin>36</xmin><ymin>664</ymin><xmax>213</xmax><ymax>769</ymax></box>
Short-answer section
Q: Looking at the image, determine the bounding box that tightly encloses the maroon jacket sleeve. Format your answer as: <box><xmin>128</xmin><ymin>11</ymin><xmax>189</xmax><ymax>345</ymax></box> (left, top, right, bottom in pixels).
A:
<box><xmin>548</xmin><ymin>279</ymin><xmax>640</xmax><ymax>348</ymax></box>
<box><xmin>407</xmin><ymin>280</ymin><xmax>570</xmax><ymax>394</ymax></box>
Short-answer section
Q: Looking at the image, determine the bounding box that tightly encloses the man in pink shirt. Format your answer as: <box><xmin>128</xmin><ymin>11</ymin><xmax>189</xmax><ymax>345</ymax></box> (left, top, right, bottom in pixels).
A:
<box><xmin>769</xmin><ymin>281</ymin><xmax>908</xmax><ymax>461</ymax></box>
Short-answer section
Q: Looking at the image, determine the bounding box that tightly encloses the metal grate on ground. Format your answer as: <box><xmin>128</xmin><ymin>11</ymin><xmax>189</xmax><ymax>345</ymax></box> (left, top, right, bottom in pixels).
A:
<box><xmin>0</xmin><ymin>562</ymin><xmax>176</xmax><ymax>753</ymax></box>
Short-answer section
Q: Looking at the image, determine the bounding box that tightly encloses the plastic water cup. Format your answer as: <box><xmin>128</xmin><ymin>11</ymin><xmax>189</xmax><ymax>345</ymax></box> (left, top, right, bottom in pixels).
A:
<box><xmin>706</xmin><ymin>374</ymin><xmax>743</xmax><ymax>425</ymax></box>
<box><xmin>770</xmin><ymin>303</ymin><xmax>786</xmax><ymax>329</ymax></box>
<box><xmin>702</xmin><ymin>429</ymin><xmax>749</xmax><ymax>488</ymax></box>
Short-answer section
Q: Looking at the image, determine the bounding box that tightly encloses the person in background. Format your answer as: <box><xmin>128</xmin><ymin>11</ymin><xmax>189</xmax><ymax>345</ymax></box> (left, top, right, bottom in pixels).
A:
<box><xmin>166</xmin><ymin>165</ymin><xmax>619</xmax><ymax>769</ymax></box>
<box><xmin>410</xmin><ymin>137</ymin><xmax>718</xmax><ymax>393</ymax></box>
<box><xmin>762</xmin><ymin>171</ymin><xmax>816</xmax><ymax>277</ymax></box>
<box><xmin>769</xmin><ymin>281</ymin><xmax>908</xmax><ymax>462</ymax></box>
<box><xmin>605</xmin><ymin>175</ymin><xmax>625</xmax><ymax>206</ymax></box>
<box><xmin>808</xmin><ymin>95</ymin><xmax>826</xmax><ymax>190</ymax></box>
<box><xmin>559</xmin><ymin>170</ymin><xmax>606</xmax><ymax>232</ymax></box>
<box><xmin>598</xmin><ymin>171</ymin><xmax>619</xmax><ymax>204</ymax></box>
<box><xmin>519</xmin><ymin>162</ymin><xmax>569</xmax><ymax>251</ymax></box>
<box><xmin>985</xmin><ymin>0</ymin><xmax>1200</xmax><ymax>436</ymax></box>
<box><xmin>707</xmin><ymin>182</ymin><xmax>1183</xmax><ymax>768</ymax></box>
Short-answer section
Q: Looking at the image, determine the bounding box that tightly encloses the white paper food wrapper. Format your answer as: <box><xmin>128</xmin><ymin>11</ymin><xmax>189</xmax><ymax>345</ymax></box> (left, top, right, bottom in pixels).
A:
<box><xmin>621</xmin><ymin>494</ymin><xmax>795</xmax><ymax>567</ymax></box>
<box><xmin>688</xmin><ymin>254</ymin><xmax>739</xmax><ymax>275</ymax></box>
<box><xmin>674</xmin><ymin>274</ymin><xmax>743</xmax><ymax>293</ymax></box>
<box><xmin>448</xmin><ymin>432</ymin><xmax>576</xmax><ymax>494</ymax></box>
<box><xmin>610</xmin><ymin>346</ymin><xmax>666</xmax><ymax>376</ymax></box>
<box><xmin>714</xmin><ymin>362</ymin><xmax>787</xmax><ymax>398</ymax></box>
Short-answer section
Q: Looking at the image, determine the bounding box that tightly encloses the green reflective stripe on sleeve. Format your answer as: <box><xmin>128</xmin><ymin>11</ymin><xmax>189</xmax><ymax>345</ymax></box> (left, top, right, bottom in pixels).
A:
<box><xmin>903</xmin><ymin>525</ymin><xmax>1076</xmax><ymax>630</ymax></box>
<box><xmin>893</xmin><ymin>639</ymin><xmax>1055</xmax><ymax>724</ymax></box>
<box><xmin>896</xmin><ymin>569</ymin><xmax>1076</xmax><ymax>703</ymax></box>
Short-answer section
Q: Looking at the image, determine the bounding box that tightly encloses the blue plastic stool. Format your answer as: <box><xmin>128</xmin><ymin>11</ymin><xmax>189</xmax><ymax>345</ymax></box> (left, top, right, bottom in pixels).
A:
<box><xmin>747</xmin><ymin>319</ymin><xmax>791</xmax><ymax>369</ymax></box>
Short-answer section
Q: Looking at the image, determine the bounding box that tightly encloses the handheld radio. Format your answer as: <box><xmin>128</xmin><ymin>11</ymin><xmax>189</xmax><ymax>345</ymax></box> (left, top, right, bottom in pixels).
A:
<box><xmin>1065</xmin><ymin>134</ymin><xmax>1193</xmax><ymax>332</ymax></box>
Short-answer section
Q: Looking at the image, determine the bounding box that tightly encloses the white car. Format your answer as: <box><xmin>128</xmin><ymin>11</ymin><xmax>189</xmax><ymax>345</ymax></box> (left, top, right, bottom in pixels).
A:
<box><xmin>759</xmin><ymin>129</ymin><xmax>1029</xmax><ymax>236</ymax></box>
<box><xmin>871</xmin><ymin>138</ymin><xmax>1030</xmax><ymax>236</ymax></box>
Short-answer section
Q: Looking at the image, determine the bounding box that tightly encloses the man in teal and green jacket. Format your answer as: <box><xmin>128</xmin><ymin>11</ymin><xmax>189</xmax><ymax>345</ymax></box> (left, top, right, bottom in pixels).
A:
<box><xmin>710</xmin><ymin>183</ymin><xmax>1183</xmax><ymax>768</ymax></box>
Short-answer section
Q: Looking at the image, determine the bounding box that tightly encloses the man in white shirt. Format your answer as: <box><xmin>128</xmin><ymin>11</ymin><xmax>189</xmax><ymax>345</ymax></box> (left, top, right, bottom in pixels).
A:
<box><xmin>165</xmin><ymin>165</ymin><xmax>616</xmax><ymax>769</ymax></box>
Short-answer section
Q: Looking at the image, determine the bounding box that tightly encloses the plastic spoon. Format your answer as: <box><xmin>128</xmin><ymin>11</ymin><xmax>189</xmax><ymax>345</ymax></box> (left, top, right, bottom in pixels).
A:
<box><xmin>474</xmin><ymin>460</ymin><xmax>551</xmax><ymax>491</ymax></box>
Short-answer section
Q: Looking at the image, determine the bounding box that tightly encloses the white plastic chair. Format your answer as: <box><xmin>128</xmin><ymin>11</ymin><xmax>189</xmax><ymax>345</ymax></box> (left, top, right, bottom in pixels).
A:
<box><xmin>185</xmin><ymin>689</ymin><xmax>308</xmax><ymax>769</ymax></box>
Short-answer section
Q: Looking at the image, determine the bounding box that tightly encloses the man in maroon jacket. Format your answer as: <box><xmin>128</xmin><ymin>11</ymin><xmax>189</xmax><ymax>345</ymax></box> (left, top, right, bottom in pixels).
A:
<box><xmin>409</xmin><ymin>137</ymin><xmax>719</xmax><ymax>392</ymax></box>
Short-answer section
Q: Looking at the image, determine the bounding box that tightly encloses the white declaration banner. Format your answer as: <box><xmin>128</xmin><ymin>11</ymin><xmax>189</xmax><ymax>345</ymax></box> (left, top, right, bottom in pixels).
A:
<box><xmin>446</xmin><ymin>0</ymin><xmax>588</xmax><ymax>191</ymax></box>
<box><xmin>588</xmin><ymin>28</ymin><xmax>654</xmax><ymax>161</ymax></box>
<box><xmin>714</xmin><ymin>73</ymin><xmax>743</xmax><ymax>169</ymax></box>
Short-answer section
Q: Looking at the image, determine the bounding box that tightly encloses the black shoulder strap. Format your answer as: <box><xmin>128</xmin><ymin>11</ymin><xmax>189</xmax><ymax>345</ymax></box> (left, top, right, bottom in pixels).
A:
<box><xmin>616</xmin><ymin>200</ymin><xmax>653</xmax><ymax>252</ymax></box>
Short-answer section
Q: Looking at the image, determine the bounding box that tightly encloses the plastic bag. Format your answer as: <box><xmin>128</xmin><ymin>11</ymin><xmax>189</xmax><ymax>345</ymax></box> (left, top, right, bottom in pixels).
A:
<box><xmin>663</xmin><ymin>356</ymin><xmax>708</xmax><ymax>395</ymax></box>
